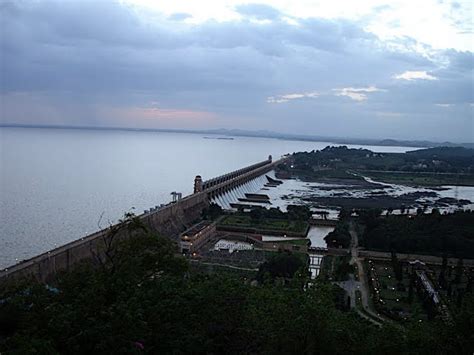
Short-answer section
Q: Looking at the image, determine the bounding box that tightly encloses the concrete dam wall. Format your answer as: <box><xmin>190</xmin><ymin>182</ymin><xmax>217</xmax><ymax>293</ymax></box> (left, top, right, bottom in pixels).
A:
<box><xmin>0</xmin><ymin>191</ymin><xmax>209</xmax><ymax>283</ymax></box>
<box><xmin>0</xmin><ymin>157</ymin><xmax>286</xmax><ymax>283</ymax></box>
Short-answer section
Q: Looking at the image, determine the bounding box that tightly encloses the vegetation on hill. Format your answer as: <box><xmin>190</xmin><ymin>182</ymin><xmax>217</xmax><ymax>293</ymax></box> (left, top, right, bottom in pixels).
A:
<box><xmin>201</xmin><ymin>202</ymin><xmax>223</xmax><ymax>220</ymax></box>
<box><xmin>1</xmin><ymin>218</ymin><xmax>473</xmax><ymax>353</ymax></box>
<box><xmin>290</xmin><ymin>146</ymin><xmax>474</xmax><ymax>185</ymax></box>
<box><xmin>256</xmin><ymin>252</ymin><xmax>306</xmax><ymax>283</ymax></box>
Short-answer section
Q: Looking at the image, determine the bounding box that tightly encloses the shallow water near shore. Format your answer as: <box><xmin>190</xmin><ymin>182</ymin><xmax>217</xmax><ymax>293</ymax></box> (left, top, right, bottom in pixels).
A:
<box><xmin>260</xmin><ymin>175</ymin><xmax>474</xmax><ymax>213</ymax></box>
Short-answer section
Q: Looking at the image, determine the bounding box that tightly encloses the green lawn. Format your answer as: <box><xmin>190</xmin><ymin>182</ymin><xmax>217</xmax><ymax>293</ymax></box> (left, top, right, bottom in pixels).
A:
<box><xmin>362</xmin><ymin>171</ymin><xmax>474</xmax><ymax>186</ymax></box>
<box><xmin>219</xmin><ymin>215</ymin><xmax>308</xmax><ymax>234</ymax></box>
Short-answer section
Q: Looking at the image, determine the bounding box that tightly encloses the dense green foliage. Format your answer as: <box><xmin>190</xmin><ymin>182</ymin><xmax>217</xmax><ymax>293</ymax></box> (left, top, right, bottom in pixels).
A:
<box><xmin>1</xmin><ymin>219</ymin><xmax>473</xmax><ymax>353</ymax></box>
<box><xmin>256</xmin><ymin>252</ymin><xmax>306</xmax><ymax>282</ymax></box>
<box><xmin>291</xmin><ymin>146</ymin><xmax>474</xmax><ymax>185</ymax></box>
<box><xmin>360</xmin><ymin>210</ymin><xmax>474</xmax><ymax>258</ymax></box>
<box><xmin>319</xmin><ymin>256</ymin><xmax>354</xmax><ymax>282</ymax></box>
<box><xmin>219</xmin><ymin>215</ymin><xmax>308</xmax><ymax>234</ymax></box>
<box><xmin>287</xmin><ymin>205</ymin><xmax>313</xmax><ymax>221</ymax></box>
<box><xmin>245</xmin><ymin>205</ymin><xmax>312</xmax><ymax>221</ymax></box>
<box><xmin>325</xmin><ymin>222</ymin><xmax>352</xmax><ymax>249</ymax></box>
<box><xmin>219</xmin><ymin>206</ymin><xmax>311</xmax><ymax>234</ymax></box>
<box><xmin>293</xmin><ymin>146</ymin><xmax>474</xmax><ymax>173</ymax></box>
<box><xmin>201</xmin><ymin>202</ymin><xmax>223</xmax><ymax>220</ymax></box>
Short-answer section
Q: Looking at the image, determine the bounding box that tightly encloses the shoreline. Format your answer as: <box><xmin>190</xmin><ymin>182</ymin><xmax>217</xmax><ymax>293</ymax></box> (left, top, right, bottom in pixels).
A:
<box><xmin>3</xmin><ymin>124</ymin><xmax>468</xmax><ymax>150</ymax></box>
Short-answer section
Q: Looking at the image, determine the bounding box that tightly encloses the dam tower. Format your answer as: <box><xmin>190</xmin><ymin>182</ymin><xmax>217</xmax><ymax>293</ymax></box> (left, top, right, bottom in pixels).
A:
<box><xmin>194</xmin><ymin>175</ymin><xmax>203</xmax><ymax>193</ymax></box>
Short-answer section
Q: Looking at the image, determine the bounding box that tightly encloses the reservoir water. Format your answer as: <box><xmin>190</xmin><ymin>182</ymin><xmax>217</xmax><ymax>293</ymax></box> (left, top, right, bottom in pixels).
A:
<box><xmin>0</xmin><ymin>127</ymin><xmax>420</xmax><ymax>268</ymax></box>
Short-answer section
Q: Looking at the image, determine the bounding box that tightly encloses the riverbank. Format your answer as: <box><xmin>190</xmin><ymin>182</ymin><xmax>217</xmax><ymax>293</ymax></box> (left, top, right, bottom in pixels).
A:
<box><xmin>360</xmin><ymin>170</ymin><xmax>474</xmax><ymax>187</ymax></box>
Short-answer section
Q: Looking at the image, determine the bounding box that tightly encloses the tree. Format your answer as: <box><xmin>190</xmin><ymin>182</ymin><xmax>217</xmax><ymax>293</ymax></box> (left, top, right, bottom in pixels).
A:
<box><xmin>391</xmin><ymin>251</ymin><xmax>403</xmax><ymax>282</ymax></box>
<box><xmin>202</xmin><ymin>202</ymin><xmax>223</xmax><ymax>220</ymax></box>
<box><xmin>408</xmin><ymin>271</ymin><xmax>415</xmax><ymax>303</ymax></box>
<box><xmin>250</xmin><ymin>207</ymin><xmax>263</xmax><ymax>222</ymax></box>
<box><xmin>338</xmin><ymin>208</ymin><xmax>351</xmax><ymax>220</ymax></box>
<box><xmin>466</xmin><ymin>268</ymin><xmax>474</xmax><ymax>294</ymax></box>
<box><xmin>325</xmin><ymin>223</ymin><xmax>351</xmax><ymax>249</ymax></box>
<box><xmin>287</xmin><ymin>205</ymin><xmax>311</xmax><ymax>221</ymax></box>
<box><xmin>439</xmin><ymin>253</ymin><xmax>448</xmax><ymax>289</ymax></box>
<box><xmin>2</xmin><ymin>211</ymin><xmax>474</xmax><ymax>353</ymax></box>
<box><xmin>455</xmin><ymin>258</ymin><xmax>464</xmax><ymax>284</ymax></box>
<box><xmin>256</xmin><ymin>252</ymin><xmax>305</xmax><ymax>283</ymax></box>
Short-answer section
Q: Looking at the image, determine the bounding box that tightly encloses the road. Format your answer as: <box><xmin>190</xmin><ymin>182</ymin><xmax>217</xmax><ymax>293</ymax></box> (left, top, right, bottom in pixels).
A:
<box><xmin>347</xmin><ymin>221</ymin><xmax>386</xmax><ymax>325</ymax></box>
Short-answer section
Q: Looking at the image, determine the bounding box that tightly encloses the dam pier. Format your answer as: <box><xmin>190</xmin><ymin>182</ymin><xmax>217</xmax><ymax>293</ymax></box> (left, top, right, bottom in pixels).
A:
<box><xmin>0</xmin><ymin>156</ymin><xmax>288</xmax><ymax>283</ymax></box>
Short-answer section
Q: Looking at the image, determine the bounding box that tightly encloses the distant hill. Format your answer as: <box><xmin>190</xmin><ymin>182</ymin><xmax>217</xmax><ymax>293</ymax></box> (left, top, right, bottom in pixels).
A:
<box><xmin>407</xmin><ymin>146</ymin><xmax>474</xmax><ymax>158</ymax></box>
<box><xmin>1</xmin><ymin>123</ymin><xmax>472</xmax><ymax>149</ymax></box>
<box><xmin>290</xmin><ymin>145</ymin><xmax>474</xmax><ymax>184</ymax></box>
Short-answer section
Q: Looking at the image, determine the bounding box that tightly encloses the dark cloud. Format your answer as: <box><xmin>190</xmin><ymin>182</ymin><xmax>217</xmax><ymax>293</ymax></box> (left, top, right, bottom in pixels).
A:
<box><xmin>444</xmin><ymin>50</ymin><xmax>474</xmax><ymax>72</ymax></box>
<box><xmin>0</xmin><ymin>0</ymin><xmax>472</xmax><ymax>142</ymax></box>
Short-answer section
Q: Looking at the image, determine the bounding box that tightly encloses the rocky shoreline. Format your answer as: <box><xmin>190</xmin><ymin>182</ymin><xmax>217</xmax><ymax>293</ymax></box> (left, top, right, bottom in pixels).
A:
<box><xmin>279</xmin><ymin>177</ymin><xmax>472</xmax><ymax>211</ymax></box>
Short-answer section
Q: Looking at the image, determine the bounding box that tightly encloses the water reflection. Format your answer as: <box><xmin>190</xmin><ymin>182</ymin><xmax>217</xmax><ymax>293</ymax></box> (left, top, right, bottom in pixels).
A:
<box><xmin>307</xmin><ymin>226</ymin><xmax>334</xmax><ymax>248</ymax></box>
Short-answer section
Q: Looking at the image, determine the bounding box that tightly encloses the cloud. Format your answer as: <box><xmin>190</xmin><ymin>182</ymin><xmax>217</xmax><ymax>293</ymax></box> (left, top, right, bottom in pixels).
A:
<box><xmin>168</xmin><ymin>13</ymin><xmax>192</xmax><ymax>21</ymax></box>
<box><xmin>267</xmin><ymin>92</ymin><xmax>319</xmax><ymax>104</ymax></box>
<box><xmin>435</xmin><ymin>103</ymin><xmax>453</xmax><ymax>107</ymax></box>
<box><xmin>394</xmin><ymin>71</ymin><xmax>438</xmax><ymax>81</ymax></box>
<box><xmin>100</xmin><ymin>105</ymin><xmax>219</xmax><ymax>128</ymax></box>
<box><xmin>235</xmin><ymin>3</ymin><xmax>281</xmax><ymax>20</ymax></box>
<box><xmin>333</xmin><ymin>86</ymin><xmax>385</xmax><ymax>101</ymax></box>
<box><xmin>0</xmin><ymin>0</ymin><xmax>472</xmax><ymax>142</ymax></box>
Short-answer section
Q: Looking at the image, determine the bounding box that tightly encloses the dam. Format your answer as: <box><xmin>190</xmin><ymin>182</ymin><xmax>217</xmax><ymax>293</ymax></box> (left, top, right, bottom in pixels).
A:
<box><xmin>0</xmin><ymin>155</ymin><xmax>288</xmax><ymax>283</ymax></box>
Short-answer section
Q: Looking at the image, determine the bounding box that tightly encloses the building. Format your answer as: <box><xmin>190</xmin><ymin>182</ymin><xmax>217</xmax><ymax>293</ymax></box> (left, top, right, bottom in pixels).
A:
<box><xmin>180</xmin><ymin>221</ymin><xmax>216</xmax><ymax>254</ymax></box>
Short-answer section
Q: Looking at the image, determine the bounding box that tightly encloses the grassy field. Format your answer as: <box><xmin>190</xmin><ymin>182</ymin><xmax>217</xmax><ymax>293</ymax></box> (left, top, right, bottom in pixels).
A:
<box><xmin>294</xmin><ymin>168</ymin><xmax>363</xmax><ymax>182</ymax></box>
<box><xmin>292</xmin><ymin>167</ymin><xmax>474</xmax><ymax>186</ymax></box>
<box><xmin>361</xmin><ymin>170</ymin><xmax>474</xmax><ymax>186</ymax></box>
<box><xmin>219</xmin><ymin>215</ymin><xmax>308</xmax><ymax>234</ymax></box>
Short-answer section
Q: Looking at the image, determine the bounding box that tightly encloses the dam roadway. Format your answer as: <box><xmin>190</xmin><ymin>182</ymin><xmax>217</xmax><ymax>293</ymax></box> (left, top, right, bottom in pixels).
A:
<box><xmin>0</xmin><ymin>156</ymin><xmax>288</xmax><ymax>283</ymax></box>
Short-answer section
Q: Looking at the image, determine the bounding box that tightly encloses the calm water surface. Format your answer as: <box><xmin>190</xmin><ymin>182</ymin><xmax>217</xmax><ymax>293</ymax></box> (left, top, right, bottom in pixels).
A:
<box><xmin>0</xmin><ymin>127</ymin><xmax>418</xmax><ymax>267</ymax></box>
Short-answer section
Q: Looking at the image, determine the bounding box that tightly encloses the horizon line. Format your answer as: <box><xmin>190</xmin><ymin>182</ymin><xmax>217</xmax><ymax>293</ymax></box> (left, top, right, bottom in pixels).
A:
<box><xmin>1</xmin><ymin>123</ymin><xmax>472</xmax><ymax>147</ymax></box>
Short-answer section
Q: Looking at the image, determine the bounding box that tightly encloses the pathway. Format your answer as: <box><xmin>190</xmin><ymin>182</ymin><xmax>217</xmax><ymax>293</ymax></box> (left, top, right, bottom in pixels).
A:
<box><xmin>348</xmin><ymin>221</ymin><xmax>387</xmax><ymax>325</ymax></box>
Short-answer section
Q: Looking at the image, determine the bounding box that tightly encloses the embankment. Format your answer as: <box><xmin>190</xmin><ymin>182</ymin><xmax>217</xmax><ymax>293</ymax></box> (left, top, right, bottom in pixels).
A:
<box><xmin>0</xmin><ymin>192</ymin><xmax>209</xmax><ymax>283</ymax></box>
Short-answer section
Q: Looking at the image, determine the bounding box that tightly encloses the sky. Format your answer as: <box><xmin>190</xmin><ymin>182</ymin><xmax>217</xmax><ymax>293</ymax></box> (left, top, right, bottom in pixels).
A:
<box><xmin>0</xmin><ymin>0</ymin><xmax>473</xmax><ymax>142</ymax></box>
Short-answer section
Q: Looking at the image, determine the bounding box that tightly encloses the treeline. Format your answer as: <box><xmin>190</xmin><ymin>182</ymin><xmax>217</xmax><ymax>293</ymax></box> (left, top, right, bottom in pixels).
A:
<box><xmin>325</xmin><ymin>222</ymin><xmax>351</xmax><ymax>249</ymax></box>
<box><xmin>291</xmin><ymin>146</ymin><xmax>474</xmax><ymax>174</ymax></box>
<box><xmin>1</xmin><ymin>219</ymin><xmax>473</xmax><ymax>353</ymax></box>
<box><xmin>224</xmin><ymin>204</ymin><xmax>312</xmax><ymax>222</ymax></box>
<box><xmin>203</xmin><ymin>203</ymin><xmax>312</xmax><ymax>221</ymax></box>
<box><xmin>360</xmin><ymin>210</ymin><xmax>474</xmax><ymax>258</ymax></box>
